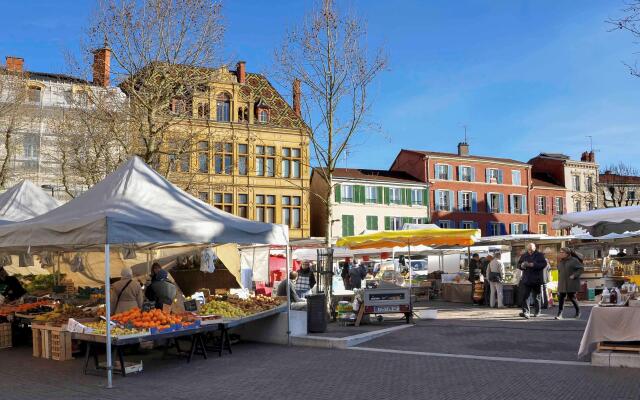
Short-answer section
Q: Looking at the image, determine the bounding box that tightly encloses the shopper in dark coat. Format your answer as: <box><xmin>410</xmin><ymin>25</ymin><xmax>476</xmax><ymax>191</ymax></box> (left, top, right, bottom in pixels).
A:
<box><xmin>468</xmin><ymin>254</ymin><xmax>480</xmax><ymax>282</ymax></box>
<box><xmin>517</xmin><ymin>243</ymin><xmax>547</xmax><ymax>319</ymax></box>
<box><xmin>555</xmin><ymin>247</ymin><xmax>584</xmax><ymax>320</ymax></box>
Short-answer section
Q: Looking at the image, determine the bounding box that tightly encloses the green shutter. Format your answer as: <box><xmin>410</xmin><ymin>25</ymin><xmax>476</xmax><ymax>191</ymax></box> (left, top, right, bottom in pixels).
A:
<box><xmin>376</xmin><ymin>187</ymin><xmax>383</xmax><ymax>204</ymax></box>
<box><xmin>400</xmin><ymin>188</ymin><xmax>406</xmax><ymax>205</ymax></box>
<box><xmin>366</xmin><ymin>216</ymin><xmax>379</xmax><ymax>230</ymax></box>
<box><xmin>342</xmin><ymin>215</ymin><xmax>354</xmax><ymax>237</ymax></box>
<box><xmin>357</xmin><ymin>185</ymin><xmax>365</xmax><ymax>204</ymax></box>
<box><xmin>384</xmin><ymin>216</ymin><xmax>391</xmax><ymax>230</ymax></box>
<box><xmin>406</xmin><ymin>188</ymin><xmax>412</xmax><ymax>206</ymax></box>
<box><xmin>423</xmin><ymin>188</ymin><xmax>429</xmax><ymax>206</ymax></box>
<box><xmin>384</xmin><ymin>187</ymin><xmax>390</xmax><ymax>205</ymax></box>
<box><xmin>334</xmin><ymin>184</ymin><xmax>341</xmax><ymax>203</ymax></box>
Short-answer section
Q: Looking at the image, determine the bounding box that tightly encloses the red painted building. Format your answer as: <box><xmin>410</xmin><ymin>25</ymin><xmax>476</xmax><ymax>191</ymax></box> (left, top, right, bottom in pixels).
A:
<box><xmin>529</xmin><ymin>176</ymin><xmax>567</xmax><ymax>236</ymax></box>
<box><xmin>390</xmin><ymin>143</ymin><xmax>532</xmax><ymax>236</ymax></box>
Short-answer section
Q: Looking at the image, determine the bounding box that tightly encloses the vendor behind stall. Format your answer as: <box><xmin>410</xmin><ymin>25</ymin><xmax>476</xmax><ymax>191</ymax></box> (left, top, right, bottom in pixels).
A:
<box><xmin>0</xmin><ymin>266</ymin><xmax>26</xmax><ymax>302</ymax></box>
<box><xmin>145</xmin><ymin>263</ymin><xmax>177</xmax><ymax>309</ymax></box>
<box><xmin>110</xmin><ymin>267</ymin><xmax>144</xmax><ymax>314</ymax></box>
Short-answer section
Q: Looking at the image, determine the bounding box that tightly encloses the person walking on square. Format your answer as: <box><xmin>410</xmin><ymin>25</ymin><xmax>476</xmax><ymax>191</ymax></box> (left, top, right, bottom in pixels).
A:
<box><xmin>517</xmin><ymin>243</ymin><xmax>547</xmax><ymax>319</ymax></box>
<box><xmin>487</xmin><ymin>252</ymin><xmax>505</xmax><ymax>308</ymax></box>
<box><xmin>555</xmin><ymin>247</ymin><xmax>584</xmax><ymax>320</ymax></box>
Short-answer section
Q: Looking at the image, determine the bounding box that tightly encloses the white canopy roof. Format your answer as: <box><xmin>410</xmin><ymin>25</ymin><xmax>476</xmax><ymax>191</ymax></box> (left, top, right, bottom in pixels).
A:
<box><xmin>0</xmin><ymin>180</ymin><xmax>60</xmax><ymax>224</ymax></box>
<box><xmin>553</xmin><ymin>206</ymin><xmax>640</xmax><ymax>236</ymax></box>
<box><xmin>0</xmin><ymin>157</ymin><xmax>288</xmax><ymax>250</ymax></box>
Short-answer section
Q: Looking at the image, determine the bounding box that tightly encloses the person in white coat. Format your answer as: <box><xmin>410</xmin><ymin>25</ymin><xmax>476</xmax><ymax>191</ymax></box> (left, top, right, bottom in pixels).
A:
<box><xmin>486</xmin><ymin>252</ymin><xmax>506</xmax><ymax>308</ymax></box>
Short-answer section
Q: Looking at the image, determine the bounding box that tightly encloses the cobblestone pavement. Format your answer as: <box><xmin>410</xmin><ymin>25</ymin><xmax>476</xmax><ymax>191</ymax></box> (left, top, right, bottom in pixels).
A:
<box><xmin>2</xmin><ymin>303</ymin><xmax>639</xmax><ymax>400</ymax></box>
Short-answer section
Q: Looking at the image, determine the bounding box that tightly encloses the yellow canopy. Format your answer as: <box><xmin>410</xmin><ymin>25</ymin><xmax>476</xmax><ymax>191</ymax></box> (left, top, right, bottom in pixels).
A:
<box><xmin>336</xmin><ymin>228</ymin><xmax>481</xmax><ymax>250</ymax></box>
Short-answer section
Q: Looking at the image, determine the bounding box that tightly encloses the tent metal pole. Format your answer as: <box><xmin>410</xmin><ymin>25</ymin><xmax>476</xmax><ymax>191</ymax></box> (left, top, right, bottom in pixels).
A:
<box><xmin>105</xmin><ymin>243</ymin><xmax>113</xmax><ymax>388</ymax></box>
<box><xmin>285</xmin><ymin>244</ymin><xmax>291</xmax><ymax>346</ymax></box>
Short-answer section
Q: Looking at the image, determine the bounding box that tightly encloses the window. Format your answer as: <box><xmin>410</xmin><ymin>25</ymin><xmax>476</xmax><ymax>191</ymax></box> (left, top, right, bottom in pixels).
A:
<box><xmin>512</xmin><ymin>170</ymin><xmax>521</xmax><ymax>186</ymax></box>
<box><xmin>574</xmin><ymin>200</ymin><xmax>581</xmax><ymax>212</ymax></box>
<box><xmin>538</xmin><ymin>223</ymin><xmax>548</xmax><ymax>235</ymax></box>
<box><xmin>198</xmin><ymin>192</ymin><xmax>209</xmax><ymax>202</ymax></box>
<box><xmin>282</xmin><ymin>148</ymin><xmax>301</xmax><ymax>178</ymax></box>
<box><xmin>282</xmin><ymin>196</ymin><xmax>301</xmax><ymax>228</ymax></box>
<box><xmin>460</xmin><ymin>192</ymin><xmax>472</xmax><ymax>212</ymax></box>
<box><xmin>512</xmin><ymin>223</ymin><xmax>526</xmax><ymax>234</ymax></box>
<box><xmin>436</xmin><ymin>190</ymin><xmax>452</xmax><ymax>211</ymax></box>
<box><xmin>238</xmin><ymin>107</ymin><xmax>249</xmax><ymax>122</ymax></box>
<box><xmin>256</xmin><ymin>145</ymin><xmax>275</xmax><ymax>177</ymax></box>
<box><xmin>237</xmin><ymin>144</ymin><xmax>248</xmax><ymax>176</ymax></box>
<box><xmin>438</xmin><ymin>220</ymin><xmax>452</xmax><ymax>229</ymax></box>
<box><xmin>459</xmin><ymin>166</ymin><xmax>473</xmax><ymax>182</ymax></box>
<box><xmin>392</xmin><ymin>217</ymin><xmax>404</xmax><ymax>230</ymax></box>
<box><xmin>486</xmin><ymin>168</ymin><xmax>502</xmax><ymax>184</ymax></box>
<box><xmin>197</xmin><ymin>102</ymin><xmax>210</xmax><ymax>119</ymax></box>
<box><xmin>365</xmin><ymin>186</ymin><xmax>378</xmax><ymax>204</ymax></box>
<box><xmin>461</xmin><ymin>221</ymin><xmax>474</xmax><ymax>229</ymax></box>
<box><xmin>341</xmin><ymin>185</ymin><xmax>354</xmax><ymax>202</ymax></box>
<box><xmin>487</xmin><ymin>193</ymin><xmax>503</xmax><ymax>213</ymax></box>
<box><xmin>586</xmin><ymin>176</ymin><xmax>593</xmax><ymax>192</ymax></box>
<box><xmin>258</xmin><ymin>109</ymin><xmax>269</xmax><ymax>123</ymax></box>
<box><xmin>536</xmin><ymin>196</ymin><xmax>547</xmax><ymax>215</ymax></box>
<box><xmin>180</xmin><ymin>151</ymin><xmax>190</xmax><ymax>172</ymax></box>
<box><xmin>197</xmin><ymin>141</ymin><xmax>209</xmax><ymax>173</ymax></box>
<box><xmin>586</xmin><ymin>200</ymin><xmax>594</xmax><ymax>211</ymax></box>
<box><xmin>213</xmin><ymin>193</ymin><xmax>233</xmax><ymax>213</ymax></box>
<box><xmin>216</xmin><ymin>93</ymin><xmax>231</xmax><ymax>122</ymax></box>
<box><xmin>28</xmin><ymin>86</ymin><xmax>41</xmax><ymax>103</ymax></box>
<box><xmin>23</xmin><ymin>134</ymin><xmax>38</xmax><ymax>159</ymax></box>
<box><xmin>170</xmin><ymin>97</ymin><xmax>187</xmax><ymax>115</ymax></box>
<box><xmin>488</xmin><ymin>222</ymin><xmax>502</xmax><ymax>236</ymax></box>
<box><xmin>572</xmin><ymin>175</ymin><xmax>581</xmax><ymax>191</ymax></box>
<box><xmin>435</xmin><ymin>164</ymin><xmax>451</xmax><ymax>180</ymax></box>
<box><xmin>256</xmin><ymin>195</ymin><xmax>276</xmax><ymax>223</ymax></box>
<box><xmin>554</xmin><ymin>197</ymin><xmax>564</xmax><ymax>215</ymax></box>
<box><xmin>238</xmin><ymin>194</ymin><xmax>248</xmax><ymax>218</ymax></box>
<box><xmin>510</xmin><ymin>194</ymin><xmax>525</xmax><ymax>214</ymax></box>
<box><xmin>411</xmin><ymin>189</ymin><xmax>423</xmax><ymax>205</ymax></box>
<box><xmin>366</xmin><ymin>216</ymin><xmax>378</xmax><ymax>231</ymax></box>
<box><xmin>389</xmin><ymin>188</ymin><xmax>401</xmax><ymax>204</ymax></box>
<box><xmin>629</xmin><ymin>191</ymin><xmax>637</xmax><ymax>201</ymax></box>
<box><xmin>342</xmin><ymin>215</ymin><xmax>354</xmax><ymax>237</ymax></box>
<box><xmin>214</xmin><ymin>142</ymin><xmax>233</xmax><ymax>175</ymax></box>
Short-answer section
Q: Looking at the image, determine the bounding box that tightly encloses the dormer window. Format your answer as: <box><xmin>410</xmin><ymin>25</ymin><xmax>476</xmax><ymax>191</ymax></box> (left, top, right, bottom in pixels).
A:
<box><xmin>255</xmin><ymin>98</ymin><xmax>270</xmax><ymax>124</ymax></box>
<box><xmin>259</xmin><ymin>109</ymin><xmax>269</xmax><ymax>123</ymax></box>
<box><xmin>171</xmin><ymin>97</ymin><xmax>187</xmax><ymax>115</ymax></box>
<box><xmin>216</xmin><ymin>92</ymin><xmax>231</xmax><ymax>122</ymax></box>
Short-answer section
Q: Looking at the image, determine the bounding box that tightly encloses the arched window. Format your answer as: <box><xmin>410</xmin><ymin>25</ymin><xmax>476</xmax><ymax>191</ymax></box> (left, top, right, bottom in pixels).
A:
<box><xmin>216</xmin><ymin>92</ymin><xmax>231</xmax><ymax>122</ymax></box>
<box><xmin>259</xmin><ymin>109</ymin><xmax>269</xmax><ymax>123</ymax></box>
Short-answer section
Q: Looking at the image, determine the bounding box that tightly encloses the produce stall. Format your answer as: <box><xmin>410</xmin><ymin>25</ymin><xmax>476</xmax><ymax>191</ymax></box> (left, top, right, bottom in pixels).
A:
<box><xmin>336</xmin><ymin>227</ymin><xmax>480</xmax><ymax>325</ymax></box>
<box><xmin>0</xmin><ymin>157</ymin><xmax>290</xmax><ymax>387</ymax></box>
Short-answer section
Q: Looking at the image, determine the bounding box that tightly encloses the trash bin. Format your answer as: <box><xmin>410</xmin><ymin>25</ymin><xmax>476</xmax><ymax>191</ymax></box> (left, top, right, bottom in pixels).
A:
<box><xmin>306</xmin><ymin>293</ymin><xmax>327</xmax><ymax>333</ymax></box>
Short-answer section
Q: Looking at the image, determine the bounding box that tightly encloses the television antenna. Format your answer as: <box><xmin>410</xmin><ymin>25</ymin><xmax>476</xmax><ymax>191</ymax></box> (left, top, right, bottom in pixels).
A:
<box><xmin>586</xmin><ymin>135</ymin><xmax>600</xmax><ymax>154</ymax></box>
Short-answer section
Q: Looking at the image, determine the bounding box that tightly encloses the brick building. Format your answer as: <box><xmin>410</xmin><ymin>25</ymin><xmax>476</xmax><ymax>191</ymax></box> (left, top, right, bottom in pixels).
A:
<box><xmin>597</xmin><ymin>171</ymin><xmax>640</xmax><ymax>208</ymax></box>
<box><xmin>529</xmin><ymin>175</ymin><xmax>567</xmax><ymax>235</ymax></box>
<box><xmin>390</xmin><ymin>143</ymin><xmax>531</xmax><ymax>236</ymax></box>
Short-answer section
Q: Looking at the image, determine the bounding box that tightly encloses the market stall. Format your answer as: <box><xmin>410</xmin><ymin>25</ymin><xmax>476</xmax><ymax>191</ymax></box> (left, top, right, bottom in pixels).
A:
<box><xmin>0</xmin><ymin>157</ymin><xmax>290</xmax><ymax>387</ymax></box>
<box><xmin>336</xmin><ymin>227</ymin><xmax>480</xmax><ymax>325</ymax></box>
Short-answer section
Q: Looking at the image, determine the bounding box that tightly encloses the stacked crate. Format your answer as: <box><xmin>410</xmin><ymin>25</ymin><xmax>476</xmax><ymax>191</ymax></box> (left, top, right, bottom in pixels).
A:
<box><xmin>31</xmin><ymin>323</ymin><xmax>73</xmax><ymax>361</ymax></box>
<box><xmin>0</xmin><ymin>323</ymin><xmax>11</xmax><ymax>349</ymax></box>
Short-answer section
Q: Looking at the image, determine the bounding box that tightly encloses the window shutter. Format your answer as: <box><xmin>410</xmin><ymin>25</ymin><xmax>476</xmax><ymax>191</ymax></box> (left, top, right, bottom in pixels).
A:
<box><xmin>522</xmin><ymin>195</ymin><xmax>527</xmax><ymax>215</ymax></box>
<box><xmin>447</xmin><ymin>165</ymin><xmax>453</xmax><ymax>180</ymax></box>
<box><xmin>509</xmin><ymin>195</ymin><xmax>515</xmax><ymax>214</ymax></box>
<box><xmin>434</xmin><ymin>190</ymin><xmax>441</xmax><ymax>210</ymax></box>
<box><xmin>523</xmin><ymin>223</ymin><xmax>528</xmax><ymax>233</ymax></box>
<box><xmin>400</xmin><ymin>188</ymin><xmax>406</xmax><ymax>205</ymax></box>
<box><xmin>457</xmin><ymin>166</ymin><xmax>463</xmax><ymax>181</ymax></box>
<box><xmin>486</xmin><ymin>193</ymin><xmax>491</xmax><ymax>212</ymax></box>
<box><xmin>471</xmin><ymin>192</ymin><xmax>478</xmax><ymax>212</ymax></box>
<box><xmin>470</xmin><ymin>167</ymin><xmax>476</xmax><ymax>182</ymax></box>
<box><xmin>510</xmin><ymin>223</ymin><xmax>515</xmax><ymax>234</ymax></box>
<box><xmin>548</xmin><ymin>197</ymin><xmax>552</xmax><ymax>215</ymax></box>
<box><xmin>499</xmin><ymin>194</ymin><xmax>505</xmax><ymax>213</ymax></box>
<box><xmin>358</xmin><ymin>186</ymin><xmax>366</xmax><ymax>204</ymax></box>
<box><xmin>458</xmin><ymin>191</ymin><xmax>464</xmax><ymax>212</ymax></box>
<box><xmin>497</xmin><ymin>170</ymin><xmax>504</xmax><ymax>184</ymax></box>
<box><xmin>334</xmin><ymin>184</ymin><xmax>341</xmax><ymax>203</ymax></box>
<box><xmin>384</xmin><ymin>187</ymin><xmax>390</xmax><ymax>205</ymax></box>
<box><xmin>485</xmin><ymin>169</ymin><xmax>491</xmax><ymax>183</ymax></box>
<box><xmin>448</xmin><ymin>190</ymin><xmax>455</xmax><ymax>211</ymax></box>
<box><xmin>500</xmin><ymin>223</ymin><xmax>507</xmax><ymax>235</ymax></box>
<box><xmin>473</xmin><ymin>221</ymin><xmax>479</xmax><ymax>229</ymax></box>
<box><xmin>372</xmin><ymin>216</ymin><xmax>378</xmax><ymax>230</ymax></box>
<box><xmin>422</xmin><ymin>188</ymin><xmax>429</xmax><ymax>207</ymax></box>
<box><xmin>535</xmin><ymin>196</ymin><xmax>540</xmax><ymax>215</ymax></box>
<box><xmin>486</xmin><ymin>222</ymin><xmax>493</xmax><ymax>236</ymax></box>
<box><xmin>407</xmin><ymin>189</ymin><xmax>413</xmax><ymax>206</ymax></box>
<box><xmin>377</xmin><ymin>187</ymin><xmax>383</xmax><ymax>204</ymax></box>
<box><xmin>384</xmin><ymin>216</ymin><xmax>391</xmax><ymax>230</ymax></box>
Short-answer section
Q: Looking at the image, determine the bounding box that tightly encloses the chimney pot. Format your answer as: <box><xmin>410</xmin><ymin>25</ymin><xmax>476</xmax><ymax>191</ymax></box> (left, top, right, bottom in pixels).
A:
<box><xmin>5</xmin><ymin>56</ymin><xmax>24</xmax><ymax>73</ymax></box>
<box><xmin>589</xmin><ymin>151</ymin><xmax>595</xmax><ymax>162</ymax></box>
<box><xmin>92</xmin><ymin>47</ymin><xmax>111</xmax><ymax>87</ymax></box>
<box><xmin>457</xmin><ymin>142</ymin><xmax>469</xmax><ymax>156</ymax></box>
<box><xmin>293</xmin><ymin>79</ymin><xmax>301</xmax><ymax>117</ymax></box>
<box><xmin>236</xmin><ymin>61</ymin><xmax>246</xmax><ymax>84</ymax></box>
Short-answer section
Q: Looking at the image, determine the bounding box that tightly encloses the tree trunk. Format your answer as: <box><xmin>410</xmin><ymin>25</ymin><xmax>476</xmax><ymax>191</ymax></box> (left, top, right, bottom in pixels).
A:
<box><xmin>0</xmin><ymin>119</ymin><xmax>15</xmax><ymax>189</ymax></box>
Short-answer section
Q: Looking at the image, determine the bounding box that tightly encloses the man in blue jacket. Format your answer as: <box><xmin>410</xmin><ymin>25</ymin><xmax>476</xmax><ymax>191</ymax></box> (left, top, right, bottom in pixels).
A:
<box><xmin>517</xmin><ymin>243</ymin><xmax>547</xmax><ymax>319</ymax></box>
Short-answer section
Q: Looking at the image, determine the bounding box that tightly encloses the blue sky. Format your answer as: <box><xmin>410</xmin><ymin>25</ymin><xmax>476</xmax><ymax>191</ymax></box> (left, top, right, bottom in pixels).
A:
<box><xmin>1</xmin><ymin>1</ymin><xmax>638</xmax><ymax>171</ymax></box>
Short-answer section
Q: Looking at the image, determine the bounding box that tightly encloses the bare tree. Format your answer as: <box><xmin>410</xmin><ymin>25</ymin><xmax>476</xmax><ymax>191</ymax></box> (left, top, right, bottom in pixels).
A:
<box><xmin>608</xmin><ymin>1</ymin><xmax>640</xmax><ymax>77</ymax></box>
<box><xmin>88</xmin><ymin>0</ymin><xmax>225</xmax><ymax>166</ymax></box>
<box><xmin>599</xmin><ymin>162</ymin><xmax>640</xmax><ymax>208</ymax></box>
<box><xmin>274</xmin><ymin>0</ymin><xmax>387</xmax><ymax>246</ymax></box>
<box><xmin>0</xmin><ymin>70</ymin><xmax>28</xmax><ymax>189</ymax></box>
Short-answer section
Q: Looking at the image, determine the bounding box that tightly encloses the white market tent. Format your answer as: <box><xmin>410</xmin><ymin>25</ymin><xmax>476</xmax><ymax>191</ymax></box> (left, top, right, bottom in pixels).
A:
<box><xmin>553</xmin><ymin>206</ymin><xmax>640</xmax><ymax>237</ymax></box>
<box><xmin>0</xmin><ymin>180</ymin><xmax>60</xmax><ymax>225</ymax></box>
<box><xmin>0</xmin><ymin>156</ymin><xmax>289</xmax><ymax>387</ymax></box>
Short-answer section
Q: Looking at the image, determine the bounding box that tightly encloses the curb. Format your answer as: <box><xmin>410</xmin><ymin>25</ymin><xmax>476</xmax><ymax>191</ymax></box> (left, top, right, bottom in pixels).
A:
<box><xmin>291</xmin><ymin>324</ymin><xmax>413</xmax><ymax>349</ymax></box>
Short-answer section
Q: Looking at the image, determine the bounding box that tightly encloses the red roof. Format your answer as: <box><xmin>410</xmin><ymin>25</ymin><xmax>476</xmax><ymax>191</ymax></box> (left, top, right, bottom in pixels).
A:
<box><xmin>402</xmin><ymin>149</ymin><xmax>528</xmax><ymax>166</ymax></box>
<box><xmin>600</xmin><ymin>173</ymin><xmax>640</xmax><ymax>184</ymax></box>
<box><xmin>316</xmin><ymin>168</ymin><xmax>423</xmax><ymax>184</ymax></box>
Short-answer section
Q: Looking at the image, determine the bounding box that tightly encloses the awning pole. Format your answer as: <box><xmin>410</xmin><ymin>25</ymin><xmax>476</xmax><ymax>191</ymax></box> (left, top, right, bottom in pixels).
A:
<box><xmin>105</xmin><ymin>243</ymin><xmax>113</xmax><ymax>388</ymax></box>
<box><xmin>286</xmin><ymin>244</ymin><xmax>291</xmax><ymax>346</ymax></box>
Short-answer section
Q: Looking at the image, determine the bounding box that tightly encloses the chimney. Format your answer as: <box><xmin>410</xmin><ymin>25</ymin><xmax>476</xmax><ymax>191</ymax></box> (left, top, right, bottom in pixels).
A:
<box><xmin>457</xmin><ymin>142</ymin><xmax>469</xmax><ymax>156</ymax></box>
<box><xmin>236</xmin><ymin>61</ymin><xmax>246</xmax><ymax>84</ymax></box>
<box><xmin>92</xmin><ymin>46</ymin><xmax>111</xmax><ymax>87</ymax></box>
<box><xmin>293</xmin><ymin>78</ymin><xmax>301</xmax><ymax>117</ymax></box>
<box><xmin>589</xmin><ymin>151</ymin><xmax>595</xmax><ymax>163</ymax></box>
<box><xmin>580</xmin><ymin>151</ymin><xmax>588</xmax><ymax>162</ymax></box>
<box><xmin>5</xmin><ymin>56</ymin><xmax>24</xmax><ymax>73</ymax></box>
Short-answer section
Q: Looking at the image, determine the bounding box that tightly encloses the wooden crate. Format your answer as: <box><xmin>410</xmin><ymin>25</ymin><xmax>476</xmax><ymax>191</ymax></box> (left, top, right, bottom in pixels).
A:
<box><xmin>0</xmin><ymin>323</ymin><xmax>11</xmax><ymax>349</ymax></box>
<box><xmin>31</xmin><ymin>324</ymin><xmax>73</xmax><ymax>361</ymax></box>
<box><xmin>597</xmin><ymin>341</ymin><xmax>640</xmax><ymax>353</ymax></box>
